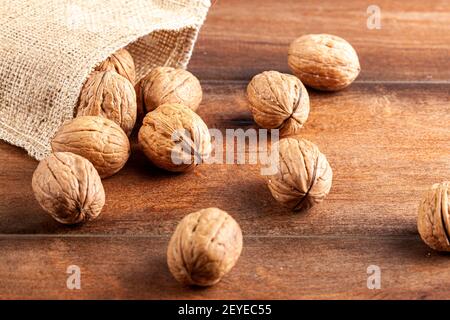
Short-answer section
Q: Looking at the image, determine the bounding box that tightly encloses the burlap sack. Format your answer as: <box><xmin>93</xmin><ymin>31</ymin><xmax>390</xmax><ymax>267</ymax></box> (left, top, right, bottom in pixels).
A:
<box><xmin>0</xmin><ymin>0</ymin><xmax>210</xmax><ymax>160</ymax></box>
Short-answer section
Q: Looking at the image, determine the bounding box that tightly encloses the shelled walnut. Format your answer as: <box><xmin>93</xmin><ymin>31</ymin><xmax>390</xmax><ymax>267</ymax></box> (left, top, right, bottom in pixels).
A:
<box><xmin>138</xmin><ymin>103</ymin><xmax>211</xmax><ymax>172</ymax></box>
<box><xmin>418</xmin><ymin>181</ymin><xmax>450</xmax><ymax>251</ymax></box>
<box><xmin>266</xmin><ymin>136</ymin><xmax>333</xmax><ymax>211</ymax></box>
<box><xmin>247</xmin><ymin>71</ymin><xmax>310</xmax><ymax>136</ymax></box>
<box><xmin>32</xmin><ymin>152</ymin><xmax>105</xmax><ymax>224</ymax></box>
<box><xmin>51</xmin><ymin>116</ymin><xmax>130</xmax><ymax>178</ymax></box>
<box><xmin>167</xmin><ymin>208</ymin><xmax>243</xmax><ymax>286</ymax></box>
<box><xmin>95</xmin><ymin>48</ymin><xmax>136</xmax><ymax>84</ymax></box>
<box><xmin>77</xmin><ymin>70</ymin><xmax>137</xmax><ymax>136</ymax></box>
<box><xmin>288</xmin><ymin>34</ymin><xmax>360</xmax><ymax>91</ymax></box>
<box><xmin>138</xmin><ymin>67</ymin><xmax>202</xmax><ymax>113</ymax></box>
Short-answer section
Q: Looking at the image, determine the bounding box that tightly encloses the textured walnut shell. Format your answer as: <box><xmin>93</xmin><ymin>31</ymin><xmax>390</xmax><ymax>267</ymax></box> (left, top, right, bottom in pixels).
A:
<box><xmin>138</xmin><ymin>103</ymin><xmax>211</xmax><ymax>172</ymax></box>
<box><xmin>418</xmin><ymin>181</ymin><xmax>450</xmax><ymax>252</ymax></box>
<box><xmin>95</xmin><ymin>48</ymin><xmax>136</xmax><ymax>84</ymax></box>
<box><xmin>247</xmin><ymin>71</ymin><xmax>310</xmax><ymax>136</ymax></box>
<box><xmin>167</xmin><ymin>208</ymin><xmax>243</xmax><ymax>286</ymax></box>
<box><xmin>288</xmin><ymin>34</ymin><xmax>360</xmax><ymax>91</ymax></box>
<box><xmin>77</xmin><ymin>70</ymin><xmax>137</xmax><ymax>136</ymax></box>
<box><xmin>140</xmin><ymin>67</ymin><xmax>202</xmax><ymax>113</ymax></box>
<box><xmin>32</xmin><ymin>152</ymin><xmax>105</xmax><ymax>225</ymax></box>
<box><xmin>267</xmin><ymin>137</ymin><xmax>333</xmax><ymax>211</ymax></box>
<box><xmin>51</xmin><ymin>116</ymin><xmax>130</xmax><ymax>178</ymax></box>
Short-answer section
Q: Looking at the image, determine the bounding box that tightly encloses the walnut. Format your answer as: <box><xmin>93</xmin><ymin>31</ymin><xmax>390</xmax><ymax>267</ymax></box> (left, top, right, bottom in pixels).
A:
<box><xmin>417</xmin><ymin>181</ymin><xmax>450</xmax><ymax>251</ymax></box>
<box><xmin>138</xmin><ymin>103</ymin><xmax>211</xmax><ymax>172</ymax></box>
<box><xmin>247</xmin><ymin>71</ymin><xmax>310</xmax><ymax>136</ymax></box>
<box><xmin>32</xmin><ymin>152</ymin><xmax>105</xmax><ymax>225</ymax></box>
<box><xmin>95</xmin><ymin>48</ymin><xmax>136</xmax><ymax>84</ymax></box>
<box><xmin>267</xmin><ymin>137</ymin><xmax>333</xmax><ymax>211</ymax></box>
<box><xmin>288</xmin><ymin>34</ymin><xmax>360</xmax><ymax>91</ymax></box>
<box><xmin>51</xmin><ymin>116</ymin><xmax>130</xmax><ymax>178</ymax></box>
<box><xmin>139</xmin><ymin>67</ymin><xmax>202</xmax><ymax>113</ymax></box>
<box><xmin>77</xmin><ymin>70</ymin><xmax>137</xmax><ymax>136</ymax></box>
<box><xmin>167</xmin><ymin>208</ymin><xmax>243</xmax><ymax>286</ymax></box>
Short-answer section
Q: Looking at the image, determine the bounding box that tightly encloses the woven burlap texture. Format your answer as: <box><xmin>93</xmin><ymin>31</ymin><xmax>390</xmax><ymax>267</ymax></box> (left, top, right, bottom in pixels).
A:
<box><xmin>0</xmin><ymin>0</ymin><xmax>210</xmax><ymax>160</ymax></box>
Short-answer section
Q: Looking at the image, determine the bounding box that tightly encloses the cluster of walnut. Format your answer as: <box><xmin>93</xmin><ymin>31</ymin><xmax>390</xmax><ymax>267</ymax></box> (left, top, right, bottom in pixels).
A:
<box><xmin>33</xmin><ymin>47</ymin><xmax>213</xmax><ymax>226</ymax></box>
<box><xmin>27</xmin><ymin>30</ymin><xmax>447</xmax><ymax>289</ymax></box>
<box><xmin>133</xmin><ymin>67</ymin><xmax>234</xmax><ymax>286</ymax></box>
<box><xmin>30</xmin><ymin>47</ymin><xmax>227</xmax><ymax>287</ymax></box>
<box><xmin>246</xmin><ymin>33</ymin><xmax>353</xmax><ymax>211</ymax></box>
<box><xmin>136</xmin><ymin>67</ymin><xmax>210</xmax><ymax>172</ymax></box>
<box><xmin>32</xmin><ymin>48</ymin><xmax>138</xmax><ymax>226</ymax></box>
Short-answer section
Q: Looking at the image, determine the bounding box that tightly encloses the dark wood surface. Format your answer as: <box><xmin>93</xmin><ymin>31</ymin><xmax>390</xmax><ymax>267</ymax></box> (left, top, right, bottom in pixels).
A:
<box><xmin>2</xmin><ymin>236</ymin><xmax>450</xmax><ymax>299</ymax></box>
<box><xmin>0</xmin><ymin>0</ymin><xmax>449</xmax><ymax>299</ymax></box>
<box><xmin>190</xmin><ymin>0</ymin><xmax>450</xmax><ymax>81</ymax></box>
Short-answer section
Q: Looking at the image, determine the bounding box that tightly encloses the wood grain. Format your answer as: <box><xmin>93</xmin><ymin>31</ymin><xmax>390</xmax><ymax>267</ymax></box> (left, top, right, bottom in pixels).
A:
<box><xmin>1</xmin><ymin>235</ymin><xmax>449</xmax><ymax>299</ymax></box>
<box><xmin>1</xmin><ymin>0</ymin><xmax>449</xmax><ymax>299</ymax></box>
<box><xmin>0</xmin><ymin>82</ymin><xmax>448</xmax><ymax>237</ymax></box>
<box><xmin>190</xmin><ymin>0</ymin><xmax>450</xmax><ymax>81</ymax></box>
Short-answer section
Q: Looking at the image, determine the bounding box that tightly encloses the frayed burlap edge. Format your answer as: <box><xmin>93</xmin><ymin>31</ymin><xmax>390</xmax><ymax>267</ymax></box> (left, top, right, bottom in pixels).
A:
<box><xmin>0</xmin><ymin>1</ymin><xmax>210</xmax><ymax>161</ymax></box>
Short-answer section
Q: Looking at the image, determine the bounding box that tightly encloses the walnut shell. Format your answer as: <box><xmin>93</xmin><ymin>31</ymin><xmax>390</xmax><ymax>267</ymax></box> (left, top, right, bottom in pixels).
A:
<box><xmin>51</xmin><ymin>116</ymin><xmax>130</xmax><ymax>178</ymax></box>
<box><xmin>95</xmin><ymin>48</ymin><xmax>136</xmax><ymax>84</ymax></box>
<box><xmin>418</xmin><ymin>181</ymin><xmax>450</xmax><ymax>252</ymax></box>
<box><xmin>247</xmin><ymin>71</ymin><xmax>310</xmax><ymax>136</ymax></box>
<box><xmin>138</xmin><ymin>103</ymin><xmax>211</xmax><ymax>172</ymax></box>
<box><xmin>267</xmin><ymin>137</ymin><xmax>333</xmax><ymax>211</ymax></box>
<box><xmin>288</xmin><ymin>34</ymin><xmax>360</xmax><ymax>91</ymax></box>
<box><xmin>167</xmin><ymin>208</ymin><xmax>243</xmax><ymax>286</ymax></box>
<box><xmin>77</xmin><ymin>70</ymin><xmax>137</xmax><ymax>136</ymax></box>
<box><xmin>140</xmin><ymin>67</ymin><xmax>202</xmax><ymax>113</ymax></box>
<box><xmin>32</xmin><ymin>152</ymin><xmax>105</xmax><ymax>224</ymax></box>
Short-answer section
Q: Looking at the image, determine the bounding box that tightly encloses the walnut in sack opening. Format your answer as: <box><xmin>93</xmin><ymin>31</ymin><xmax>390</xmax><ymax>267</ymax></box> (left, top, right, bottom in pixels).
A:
<box><xmin>77</xmin><ymin>70</ymin><xmax>137</xmax><ymax>136</ymax></box>
<box><xmin>95</xmin><ymin>48</ymin><xmax>136</xmax><ymax>84</ymax></box>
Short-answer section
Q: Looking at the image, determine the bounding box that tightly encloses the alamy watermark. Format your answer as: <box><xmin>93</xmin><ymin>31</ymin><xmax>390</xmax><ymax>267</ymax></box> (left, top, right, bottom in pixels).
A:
<box><xmin>66</xmin><ymin>265</ymin><xmax>81</xmax><ymax>290</ymax></box>
<box><xmin>367</xmin><ymin>265</ymin><xmax>381</xmax><ymax>289</ymax></box>
<box><xmin>366</xmin><ymin>5</ymin><xmax>382</xmax><ymax>30</ymax></box>
<box><xmin>171</xmin><ymin>128</ymin><xmax>279</xmax><ymax>176</ymax></box>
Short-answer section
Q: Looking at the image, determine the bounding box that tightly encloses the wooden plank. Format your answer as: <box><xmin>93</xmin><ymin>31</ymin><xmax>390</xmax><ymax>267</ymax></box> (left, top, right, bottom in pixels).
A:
<box><xmin>0</xmin><ymin>235</ymin><xmax>448</xmax><ymax>299</ymax></box>
<box><xmin>0</xmin><ymin>0</ymin><xmax>449</xmax><ymax>301</ymax></box>
<box><xmin>189</xmin><ymin>0</ymin><xmax>450</xmax><ymax>81</ymax></box>
<box><xmin>0</xmin><ymin>82</ymin><xmax>448</xmax><ymax>236</ymax></box>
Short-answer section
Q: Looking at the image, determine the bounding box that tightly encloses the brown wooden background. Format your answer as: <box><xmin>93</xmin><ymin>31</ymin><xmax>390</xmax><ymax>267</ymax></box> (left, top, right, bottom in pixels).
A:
<box><xmin>1</xmin><ymin>0</ymin><xmax>449</xmax><ymax>299</ymax></box>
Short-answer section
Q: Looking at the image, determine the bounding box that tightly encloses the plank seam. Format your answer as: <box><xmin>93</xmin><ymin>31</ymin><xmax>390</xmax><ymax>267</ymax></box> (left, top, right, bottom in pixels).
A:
<box><xmin>0</xmin><ymin>234</ymin><xmax>420</xmax><ymax>240</ymax></box>
<box><xmin>201</xmin><ymin>79</ymin><xmax>450</xmax><ymax>85</ymax></box>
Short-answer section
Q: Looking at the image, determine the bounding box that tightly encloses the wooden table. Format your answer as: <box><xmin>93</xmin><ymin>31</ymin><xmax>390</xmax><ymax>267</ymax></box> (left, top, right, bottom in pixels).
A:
<box><xmin>1</xmin><ymin>0</ymin><xmax>449</xmax><ymax>299</ymax></box>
